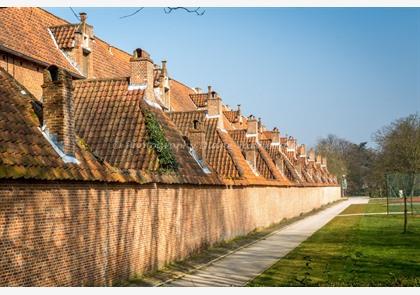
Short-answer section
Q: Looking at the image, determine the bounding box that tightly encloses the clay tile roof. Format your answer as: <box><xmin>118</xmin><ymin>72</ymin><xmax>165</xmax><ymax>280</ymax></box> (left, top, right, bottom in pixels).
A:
<box><xmin>223</xmin><ymin>110</ymin><xmax>239</xmax><ymax>123</ymax></box>
<box><xmin>260</xmin><ymin>140</ymin><xmax>303</xmax><ymax>184</ymax></box>
<box><xmin>0</xmin><ymin>7</ymin><xmax>80</xmax><ymax>75</ymax></box>
<box><xmin>227</xmin><ymin>129</ymin><xmax>288</xmax><ymax>183</ymax></box>
<box><xmin>49</xmin><ymin>24</ymin><xmax>78</xmax><ymax>49</ymax></box>
<box><xmin>73</xmin><ymin>78</ymin><xmax>219</xmax><ymax>185</ymax></box>
<box><xmin>169</xmin><ymin>79</ymin><xmax>197</xmax><ymax>111</ymax></box>
<box><xmin>0</xmin><ymin>68</ymin><xmax>138</xmax><ymax>183</ymax></box>
<box><xmin>0</xmin><ymin>8</ymin><xmax>131</xmax><ymax>79</ymax></box>
<box><xmin>189</xmin><ymin>93</ymin><xmax>208</xmax><ymax>108</ymax></box>
<box><xmin>260</xmin><ymin>131</ymin><xmax>273</xmax><ymax>141</ymax></box>
<box><xmin>169</xmin><ymin>111</ymin><xmax>240</xmax><ymax>179</ymax></box>
<box><xmin>91</xmin><ymin>39</ymin><xmax>130</xmax><ymax>79</ymax></box>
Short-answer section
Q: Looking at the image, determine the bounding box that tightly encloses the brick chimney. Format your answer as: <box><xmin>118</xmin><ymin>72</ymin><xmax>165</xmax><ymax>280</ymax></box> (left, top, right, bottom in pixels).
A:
<box><xmin>271</xmin><ymin>127</ymin><xmax>280</xmax><ymax>146</ymax></box>
<box><xmin>188</xmin><ymin>120</ymin><xmax>206</xmax><ymax>161</ymax></box>
<box><xmin>130</xmin><ymin>48</ymin><xmax>155</xmax><ymax>101</ymax></box>
<box><xmin>73</xmin><ymin>12</ymin><xmax>94</xmax><ymax>78</ymax></box>
<box><xmin>308</xmin><ymin>148</ymin><xmax>315</xmax><ymax>162</ymax></box>
<box><xmin>258</xmin><ymin>117</ymin><xmax>263</xmax><ymax>133</ymax></box>
<box><xmin>158</xmin><ymin>60</ymin><xmax>171</xmax><ymax>110</ymax></box>
<box><xmin>296</xmin><ymin>144</ymin><xmax>307</xmax><ymax>175</ymax></box>
<box><xmin>41</xmin><ymin>65</ymin><xmax>76</xmax><ymax>157</ymax></box>
<box><xmin>247</xmin><ymin>115</ymin><xmax>258</xmax><ymax>137</ymax></box>
<box><xmin>206</xmin><ymin>86</ymin><xmax>224</xmax><ymax>129</ymax></box>
<box><xmin>298</xmin><ymin>144</ymin><xmax>306</xmax><ymax>158</ymax></box>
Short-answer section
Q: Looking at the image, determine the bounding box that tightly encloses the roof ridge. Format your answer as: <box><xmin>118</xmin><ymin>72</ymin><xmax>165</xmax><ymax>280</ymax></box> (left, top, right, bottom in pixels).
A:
<box><xmin>170</xmin><ymin>110</ymin><xmax>206</xmax><ymax>115</ymax></box>
<box><xmin>169</xmin><ymin>78</ymin><xmax>196</xmax><ymax>92</ymax></box>
<box><xmin>38</xmin><ymin>7</ymin><xmax>72</xmax><ymax>25</ymax></box>
<box><xmin>39</xmin><ymin>8</ymin><xmax>131</xmax><ymax>59</ymax></box>
<box><xmin>49</xmin><ymin>23</ymin><xmax>79</xmax><ymax>29</ymax></box>
<box><xmin>73</xmin><ymin>77</ymin><xmax>129</xmax><ymax>83</ymax></box>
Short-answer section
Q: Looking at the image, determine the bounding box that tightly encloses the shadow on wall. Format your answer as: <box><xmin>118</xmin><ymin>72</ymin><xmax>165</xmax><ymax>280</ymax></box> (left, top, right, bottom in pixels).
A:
<box><xmin>0</xmin><ymin>182</ymin><xmax>340</xmax><ymax>286</ymax></box>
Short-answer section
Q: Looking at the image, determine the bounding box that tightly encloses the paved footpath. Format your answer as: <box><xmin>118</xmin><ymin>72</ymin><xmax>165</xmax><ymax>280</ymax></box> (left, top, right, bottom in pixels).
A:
<box><xmin>165</xmin><ymin>197</ymin><xmax>369</xmax><ymax>287</ymax></box>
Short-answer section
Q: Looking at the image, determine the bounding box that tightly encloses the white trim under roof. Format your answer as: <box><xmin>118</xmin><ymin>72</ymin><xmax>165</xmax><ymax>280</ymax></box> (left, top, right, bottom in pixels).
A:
<box><xmin>143</xmin><ymin>97</ymin><xmax>162</xmax><ymax>110</ymax></box>
<box><xmin>128</xmin><ymin>83</ymin><xmax>147</xmax><ymax>91</ymax></box>
<box><xmin>206</xmin><ymin>114</ymin><xmax>220</xmax><ymax>119</ymax></box>
<box><xmin>188</xmin><ymin>147</ymin><xmax>211</xmax><ymax>174</ymax></box>
<box><xmin>38</xmin><ymin>125</ymin><xmax>79</xmax><ymax>164</ymax></box>
<box><xmin>47</xmin><ymin>28</ymin><xmax>83</xmax><ymax>76</ymax></box>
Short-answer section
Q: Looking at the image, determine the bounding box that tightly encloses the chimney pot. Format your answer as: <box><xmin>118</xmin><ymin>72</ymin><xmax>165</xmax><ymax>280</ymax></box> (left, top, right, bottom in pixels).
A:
<box><xmin>161</xmin><ymin>60</ymin><xmax>167</xmax><ymax>76</ymax></box>
<box><xmin>246</xmin><ymin>115</ymin><xmax>258</xmax><ymax>136</ymax></box>
<box><xmin>130</xmin><ymin>48</ymin><xmax>154</xmax><ymax>100</ymax></box>
<box><xmin>206</xmin><ymin>89</ymin><xmax>224</xmax><ymax>128</ymax></box>
<box><xmin>79</xmin><ymin>12</ymin><xmax>87</xmax><ymax>23</ymax></box>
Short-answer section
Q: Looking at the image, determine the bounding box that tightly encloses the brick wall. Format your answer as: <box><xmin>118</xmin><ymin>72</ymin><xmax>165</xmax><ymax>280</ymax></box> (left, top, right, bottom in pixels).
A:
<box><xmin>0</xmin><ymin>181</ymin><xmax>340</xmax><ymax>286</ymax></box>
<box><xmin>0</xmin><ymin>50</ymin><xmax>44</xmax><ymax>100</ymax></box>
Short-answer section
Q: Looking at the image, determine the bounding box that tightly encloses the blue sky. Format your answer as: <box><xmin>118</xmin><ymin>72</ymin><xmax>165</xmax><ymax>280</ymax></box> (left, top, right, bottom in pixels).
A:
<box><xmin>46</xmin><ymin>7</ymin><xmax>420</xmax><ymax>148</ymax></box>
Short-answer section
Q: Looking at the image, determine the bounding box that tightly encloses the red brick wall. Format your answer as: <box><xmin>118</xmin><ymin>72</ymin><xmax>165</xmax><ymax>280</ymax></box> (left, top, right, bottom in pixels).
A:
<box><xmin>0</xmin><ymin>50</ymin><xmax>44</xmax><ymax>100</ymax></box>
<box><xmin>0</xmin><ymin>181</ymin><xmax>340</xmax><ymax>286</ymax></box>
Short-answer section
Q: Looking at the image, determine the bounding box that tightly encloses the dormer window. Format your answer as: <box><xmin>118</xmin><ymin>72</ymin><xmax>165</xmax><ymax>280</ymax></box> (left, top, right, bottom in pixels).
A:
<box><xmin>82</xmin><ymin>33</ymin><xmax>90</xmax><ymax>51</ymax></box>
<box><xmin>82</xmin><ymin>51</ymin><xmax>90</xmax><ymax>77</ymax></box>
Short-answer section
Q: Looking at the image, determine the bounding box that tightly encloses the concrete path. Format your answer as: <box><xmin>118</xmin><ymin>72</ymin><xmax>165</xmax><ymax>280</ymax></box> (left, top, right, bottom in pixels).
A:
<box><xmin>164</xmin><ymin>197</ymin><xmax>369</xmax><ymax>287</ymax></box>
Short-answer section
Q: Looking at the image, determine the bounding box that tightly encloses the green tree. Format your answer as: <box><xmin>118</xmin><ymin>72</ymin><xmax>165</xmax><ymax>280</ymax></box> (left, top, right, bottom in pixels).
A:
<box><xmin>315</xmin><ymin>134</ymin><xmax>348</xmax><ymax>180</ymax></box>
<box><xmin>373</xmin><ymin>113</ymin><xmax>420</xmax><ymax>232</ymax></box>
<box><xmin>374</xmin><ymin>113</ymin><xmax>420</xmax><ymax>175</ymax></box>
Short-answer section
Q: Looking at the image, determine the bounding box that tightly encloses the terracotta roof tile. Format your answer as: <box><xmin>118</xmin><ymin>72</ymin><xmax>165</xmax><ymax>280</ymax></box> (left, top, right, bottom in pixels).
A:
<box><xmin>0</xmin><ymin>68</ymin><xmax>140</xmax><ymax>183</ymax></box>
<box><xmin>73</xmin><ymin>78</ymin><xmax>219</xmax><ymax>185</ymax></box>
<box><xmin>0</xmin><ymin>7</ymin><xmax>80</xmax><ymax>75</ymax></box>
<box><xmin>189</xmin><ymin>93</ymin><xmax>208</xmax><ymax>108</ymax></box>
<box><xmin>223</xmin><ymin>110</ymin><xmax>240</xmax><ymax>123</ymax></box>
<box><xmin>0</xmin><ymin>7</ymin><xmax>131</xmax><ymax>79</ymax></box>
<box><xmin>169</xmin><ymin>79</ymin><xmax>197</xmax><ymax>111</ymax></box>
<box><xmin>227</xmin><ymin>129</ymin><xmax>289</xmax><ymax>184</ymax></box>
<box><xmin>49</xmin><ymin>24</ymin><xmax>78</xmax><ymax>49</ymax></box>
<box><xmin>169</xmin><ymin>111</ymin><xmax>240</xmax><ymax>179</ymax></box>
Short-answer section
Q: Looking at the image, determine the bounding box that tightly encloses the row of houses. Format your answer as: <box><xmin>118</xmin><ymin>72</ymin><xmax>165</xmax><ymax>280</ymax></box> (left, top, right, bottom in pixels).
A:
<box><xmin>0</xmin><ymin>8</ymin><xmax>340</xmax><ymax>286</ymax></box>
<box><xmin>0</xmin><ymin>8</ymin><xmax>336</xmax><ymax>187</ymax></box>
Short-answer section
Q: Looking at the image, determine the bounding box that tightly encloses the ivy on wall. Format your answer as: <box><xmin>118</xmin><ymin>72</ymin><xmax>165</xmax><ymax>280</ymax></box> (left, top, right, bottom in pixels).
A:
<box><xmin>143</xmin><ymin>109</ymin><xmax>178</xmax><ymax>172</ymax></box>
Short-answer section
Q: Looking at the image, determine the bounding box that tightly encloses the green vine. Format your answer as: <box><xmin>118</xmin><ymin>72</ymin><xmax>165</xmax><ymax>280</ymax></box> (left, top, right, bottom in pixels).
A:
<box><xmin>143</xmin><ymin>109</ymin><xmax>178</xmax><ymax>173</ymax></box>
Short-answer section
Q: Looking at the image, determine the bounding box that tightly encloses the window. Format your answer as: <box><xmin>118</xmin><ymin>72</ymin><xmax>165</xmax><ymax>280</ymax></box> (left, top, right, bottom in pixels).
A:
<box><xmin>193</xmin><ymin>119</ymin><xmax>200</xmax><ymax>130</ymax></box>
<box><xmin>82</xmin><ymin>51</ymin><xmax>89</xmax><ymax>76</ymax></box>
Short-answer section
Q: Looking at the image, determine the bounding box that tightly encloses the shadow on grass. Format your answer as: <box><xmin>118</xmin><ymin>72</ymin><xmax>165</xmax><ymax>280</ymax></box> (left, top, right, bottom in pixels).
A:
<box><xmin>248</xmin><ymin>211</ymin><xmax>420</xmax><ymax>287</ymax></box>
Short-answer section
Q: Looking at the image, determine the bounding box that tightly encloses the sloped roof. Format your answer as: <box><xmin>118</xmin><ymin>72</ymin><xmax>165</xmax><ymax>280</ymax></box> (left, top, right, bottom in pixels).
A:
<box><xmin>0</xmin><ymin>7</ymin><xmax>80</xmax><ymax>75</ymax></box>
<box><xmin>0</xmin><ymin>67</ymin><xmax>139</xmax><ymax>183</ymax></box>
<box><xmin>49</xmin><ymin>24</ymin><xmax>78</xmax><ymax>49</ymax></box>
<box><xmin>73</xmin><ymin>78</ymin><xmax>220</xmax><ymax>185</ymax></box>
<box><xmin>0</xmin><ymin>7</ymin><xmax>131</xmax><ymax>79</ymax></box>
<box><xmin>168</xmin><ymin>111</ymin><xmax>240</xmax><ymax>179</ymax></box>
<box><xmin>223</xmin><ymin>110</ymin><xmax>240</xmax><ymax>123</ymax></box>
<box><xmin>228</xmin><ymin>129</ymin><xmax>289</xmax><ymax>184</ymax></box>
<box><xmin>189</xmin><ymin>93</ymin><xmax>208</xmax><ymax>108</ymax></box>
<box><xmin>169</xmin><ymin>79</ymin><xmax>197</xmax><ymax>111</ymax></box>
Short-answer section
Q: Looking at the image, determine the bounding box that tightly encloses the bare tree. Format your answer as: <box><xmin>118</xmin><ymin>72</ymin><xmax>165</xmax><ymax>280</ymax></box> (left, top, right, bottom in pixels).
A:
<box><xmin>120</xmin><ymin>7</ymin><xmax>205</xmax><ymax>19</ymax></box>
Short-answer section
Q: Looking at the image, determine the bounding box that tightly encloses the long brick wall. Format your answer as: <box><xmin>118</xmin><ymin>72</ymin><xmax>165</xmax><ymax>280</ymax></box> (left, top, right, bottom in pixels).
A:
<box><xmin>0</xmin><ymin>181</ymin><xmax>340</xmax><ymax>286</ymax></box>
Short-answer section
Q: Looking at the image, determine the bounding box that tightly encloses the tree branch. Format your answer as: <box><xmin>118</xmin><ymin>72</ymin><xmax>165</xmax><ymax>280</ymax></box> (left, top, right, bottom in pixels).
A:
<box><xmin>120</xmin><ymin>7</ymin><xmax>145</xmax><ymax>19</ymax></box>
<box><xmin>164</xmin><ymin>7</ymin><xmax>206</xmax><ymax>16</ymax></box>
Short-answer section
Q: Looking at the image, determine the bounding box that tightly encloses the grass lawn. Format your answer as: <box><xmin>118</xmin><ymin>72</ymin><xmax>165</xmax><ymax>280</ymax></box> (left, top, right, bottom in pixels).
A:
<box><xmin>248</xmin><ymin>200</ymin><xmax>420</xmax><ymax>287</ymax></box>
